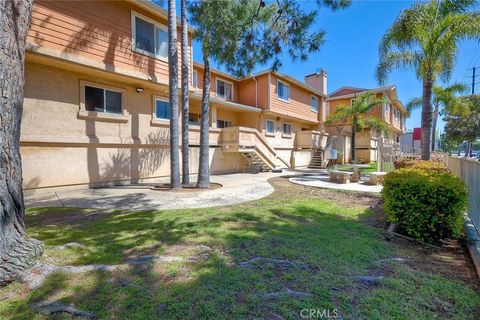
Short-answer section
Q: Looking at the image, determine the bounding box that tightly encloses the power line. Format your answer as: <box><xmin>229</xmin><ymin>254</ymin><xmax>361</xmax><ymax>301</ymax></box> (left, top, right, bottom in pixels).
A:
<box><xmin>462</xmin><ymin>41</ymin><xmax>480</xmax><ymax>84</ymax></box>
<box><xmin>467</xmin><ymin>66</ymin><xmax>480</xmax><ymax>94</ymax></box>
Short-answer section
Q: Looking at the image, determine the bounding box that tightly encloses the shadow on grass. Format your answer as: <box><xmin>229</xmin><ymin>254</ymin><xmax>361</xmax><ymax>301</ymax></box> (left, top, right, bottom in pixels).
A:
<box><xmin>3</xmin><ymin>192</ymin><xmax>480</xmax><ymax>320</ymax></box>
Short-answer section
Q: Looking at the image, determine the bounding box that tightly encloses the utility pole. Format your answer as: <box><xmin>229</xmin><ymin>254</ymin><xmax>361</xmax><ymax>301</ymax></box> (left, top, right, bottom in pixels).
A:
<box><xmin>468</xmin><ymin>66</ymin><xmax>479</xmax><ymax>94</ymax></box>
<box><xmin>473</xmin><ymin>67</ymin><xmax>476</xmax><ymax>94</ymax></box>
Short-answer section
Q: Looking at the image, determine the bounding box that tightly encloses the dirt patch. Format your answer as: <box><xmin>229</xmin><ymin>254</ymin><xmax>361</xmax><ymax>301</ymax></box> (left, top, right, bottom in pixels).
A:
<box><xmin>26</xmin><ymin>209</ymin><xmax>113</xmax><ymax>228</ymax></box>
<box><xmin>268</xmin><ymin>176</ymin><xmax>380</xmax><ymax>205</ymax></box>
<box><xmin>268</xmin><ymin>175</ymin><xmax>480</xmax><ymax>293</ymax></box>
<box><xmin>395</xmin><ymin>238</ymin><xmax>480</xmax><ymax>291</ymax></box>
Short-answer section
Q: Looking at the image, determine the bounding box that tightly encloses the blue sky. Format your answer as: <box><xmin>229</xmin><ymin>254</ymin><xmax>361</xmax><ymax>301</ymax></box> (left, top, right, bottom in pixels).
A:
<box><xmin>189</xmin><ymin>0</ymin><xmax>479</xmax><ymax>132</ymax></box>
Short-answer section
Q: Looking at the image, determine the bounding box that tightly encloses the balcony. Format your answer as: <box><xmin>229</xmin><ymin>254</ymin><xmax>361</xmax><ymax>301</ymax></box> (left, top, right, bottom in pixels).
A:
<box><xmin>294</xmin><ymin>130</ymin><xmax>328</xmax><ymax>149</ymax></box>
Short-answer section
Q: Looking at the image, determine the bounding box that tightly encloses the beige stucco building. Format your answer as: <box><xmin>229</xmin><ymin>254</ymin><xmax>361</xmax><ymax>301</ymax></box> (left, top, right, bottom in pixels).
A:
<box><xmin>22</xmin><ymin>0</ymin><xmax>331</xmax><ymax>193</ymax></box>
<box><xmin>325</xmin><ymin>86</ymin><xmax>408</xmax><ymax>163</ymax></box>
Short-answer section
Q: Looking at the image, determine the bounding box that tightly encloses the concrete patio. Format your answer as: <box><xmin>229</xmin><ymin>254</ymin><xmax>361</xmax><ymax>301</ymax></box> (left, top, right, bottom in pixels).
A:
<box><xmin>289</xmin><ymin>172</ymin><xmax>383</xmax><ymax>193</ymax></box>
<box><xmin>25</xmin><ymin>171</ymin><xmax>296</xmax><ymax>210</ymax></box>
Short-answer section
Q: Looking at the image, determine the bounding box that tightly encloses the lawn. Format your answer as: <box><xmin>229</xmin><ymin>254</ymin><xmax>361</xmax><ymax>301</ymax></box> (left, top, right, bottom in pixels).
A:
<box><xmin>1</xmin><ymin>177</ymin><xmax>479</xmax><ymax>319</ymax></box>
<box><xmin>336</xmin><ymin>162</ymin><xmax>378</xmax><ymax>173</ymax></box>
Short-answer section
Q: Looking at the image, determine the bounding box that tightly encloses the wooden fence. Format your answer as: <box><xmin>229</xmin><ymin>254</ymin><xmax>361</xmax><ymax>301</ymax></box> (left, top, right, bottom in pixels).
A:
<box><xmin>446</xmin><ymin>156</ymin><xmax>480</xmax><ymax>236</ymax></box>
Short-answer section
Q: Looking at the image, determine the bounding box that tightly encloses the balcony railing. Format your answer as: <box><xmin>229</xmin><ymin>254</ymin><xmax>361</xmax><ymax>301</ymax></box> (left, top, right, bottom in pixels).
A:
<box><xmin>295</xmin><ymin>130</ymin><xmax>328</xmax><ymax>149</ymax></box>
<box><xmin>221</xmin><ymin>126</ymin><xmax>286</xmax><ymax>169</ymax></box>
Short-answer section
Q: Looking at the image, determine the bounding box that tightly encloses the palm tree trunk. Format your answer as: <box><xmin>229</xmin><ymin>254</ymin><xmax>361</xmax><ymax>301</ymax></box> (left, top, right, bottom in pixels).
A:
<box><xmin>0</xmin><ymin>0</ymin><xmax>44</xmax><ymax>284</ymax></box>
<box><xmin>168</xmin><ymin>0</ymin><xmax>181</xmax><ymax>189</ymax></box>
<box><xmin>421</xmin><ymin>76</ymin><xmax>433</xmax><ymax>160</ymax></box>
<box><xmin>351</xmin><ymin>118</ymin><xmax>356</xmax><ymax>162</ymax></box>
<box><xmin>180</xmin><ymin>0</ymin><xmax>189</xmax><ymax>186</ymax></box>
<box><xmin>431</xmin><ymin>102</ymin><xmax>439</xmax><ymax>151</ymax></box>
<box><xmin>197</xmin><ymin>48</ymin><xmax>210</xmax><ymax>188</ymax></box>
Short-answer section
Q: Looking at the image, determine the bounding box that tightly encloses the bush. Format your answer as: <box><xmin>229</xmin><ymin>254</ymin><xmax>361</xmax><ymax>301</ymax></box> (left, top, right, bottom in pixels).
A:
<box><xmin>382</xmin><ymin>167</ymin><xmax>467</xmax><ymax>242</ymax></box>
<box><xmin>393</xmin><ymin>158</ymin><xmax>452</xmax><ymax>174</ymax></box>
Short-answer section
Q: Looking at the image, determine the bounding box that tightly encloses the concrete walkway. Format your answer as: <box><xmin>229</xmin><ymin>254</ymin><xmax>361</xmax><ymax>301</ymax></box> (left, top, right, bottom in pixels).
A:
<box><xmin>289</xmin><ymin>172</ymin><xmax>383</xmax><ymax>193</ymax></box>
<box><xmin>25</xmin><ymin>171</ymin><xmax>295</xmax><ymax>210</ymax></box>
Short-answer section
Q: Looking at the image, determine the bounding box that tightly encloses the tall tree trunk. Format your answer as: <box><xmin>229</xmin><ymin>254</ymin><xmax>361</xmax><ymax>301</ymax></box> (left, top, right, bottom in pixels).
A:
<box><xmin>168</xmin><ymin>0</ymin><xmax>180</xmax><ymax>189</ymax></box>
<box><xmin>431</xmin><ymin>102</ymin><xmax>439</xmax><ymax>151</ymax></box>
<box><xmin>180</xmin><ymin>0</ymin><xmax>189</xmax><ymax>186</ymax></box>
<box><xmin>421</xmin><ymin>76</ymin><xmax>433</xmax><ymax>160</ymax></box>
<box><xmin>0</xmin><ymin>0</ymin><xmax>44</xmax><ymax>284</ymax></box>
<box><xmin>197</xmin><ymin>48</ymin><xmax>210</xmax><ymax>188</ymax></box>
<box><xmin>351</xmin><ymin>118</ymin><xmax>356</xmax><ymax>162</ymax></box>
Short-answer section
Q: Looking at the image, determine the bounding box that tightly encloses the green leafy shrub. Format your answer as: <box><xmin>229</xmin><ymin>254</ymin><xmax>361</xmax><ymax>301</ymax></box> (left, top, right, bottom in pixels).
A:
<box><xmin>382</xmin><ymin>167</ymin><xmax>467</xmax><ymax>242</ymax></box>
<box><xmin>393</xmin><ymin>158</ymin><xmax>451</xmax><ymax>174</ymax></box>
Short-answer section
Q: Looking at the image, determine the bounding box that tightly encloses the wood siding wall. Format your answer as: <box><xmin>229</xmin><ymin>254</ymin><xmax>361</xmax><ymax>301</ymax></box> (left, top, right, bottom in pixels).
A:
<box><xmin>192</xmin><ymin>66</ymin><xmax>239</xmax><ymax>102</ymax></box>
<box><xmin>327</xmin><ymin>94</ymin><xmax>403</xmax><ymax>132</ymax></box>
<box><xmin>29</xmin><ymin>0</ymin><xmax>190</xmax><ymax>85</ymax></box>
<box><xmin>238</xmin><ymin>75</ymin><xmax>269</xmax><ymax>109</ymax></box>
<box><xmin>269</xmin><ymin>75</ymin><xmax>319</xmax><ymax>123</ymax></box>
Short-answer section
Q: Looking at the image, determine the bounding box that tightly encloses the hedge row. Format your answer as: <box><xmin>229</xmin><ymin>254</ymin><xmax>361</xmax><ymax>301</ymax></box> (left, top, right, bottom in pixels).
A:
<box><xmin>382</xmin><ymin>160</ymin><xmax>467</xmax><ymax>243</ymax></box>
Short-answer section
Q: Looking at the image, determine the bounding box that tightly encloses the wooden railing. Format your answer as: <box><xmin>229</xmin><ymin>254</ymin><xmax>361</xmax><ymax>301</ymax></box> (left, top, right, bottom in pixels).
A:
<box><xmin>221</xmin><ymin>127</ymin><xmax>284</xmax><ymax>169</ymax></box>
<box><xmin>295</xmin><ymin>130</ymin><xmax>328</xmax><ymax>149</ymax></box>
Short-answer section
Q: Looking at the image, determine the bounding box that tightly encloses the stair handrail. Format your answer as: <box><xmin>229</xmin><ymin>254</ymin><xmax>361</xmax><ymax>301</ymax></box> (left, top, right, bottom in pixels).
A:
<box><xmin>234</xmin><ymin>126</ymin><xmax>287</xmax><ymax>169</ymax></box>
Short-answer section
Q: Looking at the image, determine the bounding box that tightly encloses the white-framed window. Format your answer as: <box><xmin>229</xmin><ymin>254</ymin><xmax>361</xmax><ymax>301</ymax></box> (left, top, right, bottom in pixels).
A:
<box><xmin>351</xmin><ymin>99</ymin><xmax>356</xmax><ymax>106</ymax></box>
<box><xmin>385</xmin><ymin>103</ymin><xmax>390</xmax><ymax>113</ymax></box>
<box><xmin>84</xmin><ymin>84</ymin><xmax>123</xmax><ymax>114</ymax></box>
<box><xmin>131</xmin><ymin>12</ymin><xmax>168</xmax><ymax>61</ymax></box>
<box><xmin>217</xmin><ymin>119</ymin><xmax>232</xmax><ymax>128</ymax></box>
<box><xmin>192</xmin><ymin>70</ymin><xmax>198</xmax><ymax>88</ymax></box>
<box><xmin>216</xmin><ymin>78</ymin><xmax>233</xmax><ymax>101</ymax></box>
<box><xmin>311</xmin><ymin>96</ymin><xmax>319</xmax><ymax>112</ymax></box>
<box><xmin>277</xmin><ymin>80</ymin><xmax>289</xmax><ymax>102</ymax></box>
<box><xmin>283</xmin><ymin>123</ymin><xmax>292</xmax><ymax>136</ymax></box>
<box><xmin>266</xmin><ymin>120</ymin><xmax>275</xmax><ymax>134</ymax></box>
<box><xmin>154</xmin><ymin>97</ymin><xmax>170</xmax><ymax>120</ymax></box>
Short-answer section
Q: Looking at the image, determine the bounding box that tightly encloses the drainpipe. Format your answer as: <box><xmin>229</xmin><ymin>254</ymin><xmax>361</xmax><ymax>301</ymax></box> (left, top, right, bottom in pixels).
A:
<box><xmin>251</xmin><ymin>75</ymin><xmax>258</xmax><ymax>108</ymax></box>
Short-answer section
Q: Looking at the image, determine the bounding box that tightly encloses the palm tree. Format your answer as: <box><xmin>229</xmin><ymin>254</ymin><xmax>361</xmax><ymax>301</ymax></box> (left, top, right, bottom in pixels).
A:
<box><xmin>376</xmin><ymin>0</ymin><xmax>480</xmax><ymax>160</ymax></box>
<box><xmin>190</xmin><ymin>0</ymin><xmax>350</xmax><ymax>187</ymax></box>
<box><xmin>168</xmin><ymin>0</ymin><xmax>181</xmax><ymax>189</ymax></box>
<box><xmin>324</xmin><ymin>92</ymin><xmax>390</xmax><ymax>162</ymax></box>
<box><xmin>180</xmin><ymin>0</ymin><xmax>190</xmax><ymax>186</ymax></box>
<box><xmin>406</xmin><ymin>83</ymin><xmax>468</xmax><ymax>151</ymax></box>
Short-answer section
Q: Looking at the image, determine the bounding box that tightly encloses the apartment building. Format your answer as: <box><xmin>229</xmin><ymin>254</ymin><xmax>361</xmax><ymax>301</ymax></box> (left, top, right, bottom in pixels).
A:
<box><xmin>22</xmin><ymin>0</ymin><xmax>329</xmax><ymax>192</ymax></box>
<box><xmin>325</xmin><ymin>86</ymin><xmax>408</xmax><ymax>163</ymax></box>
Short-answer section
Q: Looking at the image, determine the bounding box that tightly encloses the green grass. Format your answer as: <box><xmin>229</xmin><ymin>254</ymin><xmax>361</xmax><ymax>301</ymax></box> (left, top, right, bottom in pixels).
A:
<box><xmin>0</xmin><ymin>181</ymin><xmax>478</xmax><ymax>319</ymax></box>
<box><xmin>336</xmin><ymin>162</ymin><xmax>378</xmax><ymax>173</ymax></box>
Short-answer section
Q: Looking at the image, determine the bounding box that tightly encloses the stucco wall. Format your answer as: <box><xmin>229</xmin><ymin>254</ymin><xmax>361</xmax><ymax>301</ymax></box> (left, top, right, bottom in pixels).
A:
<box><xmin>292</xmin><ymin>150</ymin><xmax>312</xmax><ymax>168</ymax></box>
<box><xmin>21</xmin><ymin>61</ymin><xmax>245</xmax><ymax>190</ymax></box>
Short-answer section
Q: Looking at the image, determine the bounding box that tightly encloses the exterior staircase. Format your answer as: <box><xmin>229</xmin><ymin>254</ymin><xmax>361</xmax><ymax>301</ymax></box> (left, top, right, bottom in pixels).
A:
<box><xmin>221</xmin><ymin>127</ymin><xmax>285</xmax><ymax>173</ymax></box>
<box><xmin>241</xmin><ymin>151</ymin><xmax>271</xmax><ymax>173</ymax></box>
<box><xmin>308</xmin><ymin>149</ymin><xmax>325</xmax><ymax>169</ymax></box>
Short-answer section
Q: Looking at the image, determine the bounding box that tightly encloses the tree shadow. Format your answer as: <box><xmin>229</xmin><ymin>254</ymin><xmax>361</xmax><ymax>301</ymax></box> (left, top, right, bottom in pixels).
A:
<box><xmin>10</xmin><ymin>187</ymin><xmax>403</xmax><ymax>319</ymax></box>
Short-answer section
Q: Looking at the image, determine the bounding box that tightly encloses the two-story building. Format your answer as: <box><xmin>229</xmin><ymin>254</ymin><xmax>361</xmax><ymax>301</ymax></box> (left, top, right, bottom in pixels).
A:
<box><xmin>326</xmin><ymin>86</ymin><xmax>408</xmax><ymax>163</ymax></box>
<box><xmin>21</xmin><ymin>0</ymin><xmax>329</xmax><ymax>192</ymax></box>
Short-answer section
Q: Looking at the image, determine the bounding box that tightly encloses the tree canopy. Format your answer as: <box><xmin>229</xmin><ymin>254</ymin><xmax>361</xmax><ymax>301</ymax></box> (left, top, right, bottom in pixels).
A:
<box><xmin>444</xmin><ymin>94</ymin><xmax>480</xmax><ymax>143</ymax></box>
<box><xmin>376</xmin><ymin>0</ymin><xmax>480</xmax><ymax>85</ymax></box>
<box><xmin>189</xmin><ymin>0</ymin><xmax>350</xmax><ymax>77</ymax></box>
<box><xmin>376</xmin><ymin>0</ymin><xmax>480</xmax><ymax>160</ymax></box>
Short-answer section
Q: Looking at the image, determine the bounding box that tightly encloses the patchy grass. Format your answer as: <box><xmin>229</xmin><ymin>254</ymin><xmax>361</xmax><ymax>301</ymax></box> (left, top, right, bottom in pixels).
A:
<box><xmin>336</xmin><ymin>162</ymin><xmax>378</xmax><ymax>174</ymax></box>
<box><xmin>1</xmin><ymin>177</ymin><xmax>478</xmax><ymax>319</ymax></box>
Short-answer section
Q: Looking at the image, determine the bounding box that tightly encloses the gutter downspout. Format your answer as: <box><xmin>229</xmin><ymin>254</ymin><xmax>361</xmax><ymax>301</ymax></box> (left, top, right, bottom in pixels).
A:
<box><xmin>252</xmin><ymin>75</ymin><xmax>261</xmax><ymax>132</ymax></box>
<box><xmin>252</xmin><ymin>75</ymin><xmax>258</xmax><ymax>108</ymax></box>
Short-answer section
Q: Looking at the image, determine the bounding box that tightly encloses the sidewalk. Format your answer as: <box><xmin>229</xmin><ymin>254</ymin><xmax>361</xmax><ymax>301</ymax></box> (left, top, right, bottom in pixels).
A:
<box><xmin>25</xmin><ymin>171</ymin><xmax>296</xmax><ymax>210</ymax></box>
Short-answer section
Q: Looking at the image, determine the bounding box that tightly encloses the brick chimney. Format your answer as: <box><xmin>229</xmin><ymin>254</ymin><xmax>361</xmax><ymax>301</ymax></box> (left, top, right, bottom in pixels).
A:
<box><xmin>305</xmin><ymin>69</ymin><xmax>327</xmax><ymax>96</ymax></box>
